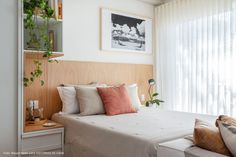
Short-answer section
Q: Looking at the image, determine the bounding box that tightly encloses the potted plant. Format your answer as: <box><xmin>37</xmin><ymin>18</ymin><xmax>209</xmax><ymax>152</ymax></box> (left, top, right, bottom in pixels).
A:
<box><xmin>23</xmin><ymin>0</ymin><xmax>57</xmax><ymax>87</ymax></box>
<box><xmin>145</xmin><ymin>79</ymin><xmax>164</xmax><ymax>107</ymax></box>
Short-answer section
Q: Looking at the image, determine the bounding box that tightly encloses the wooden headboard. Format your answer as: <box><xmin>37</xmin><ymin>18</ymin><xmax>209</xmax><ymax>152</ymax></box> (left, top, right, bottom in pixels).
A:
<box><xmin>24</xmin><ymin>58</ymin><xmax>153</xmax><ymax>120</ymax></box>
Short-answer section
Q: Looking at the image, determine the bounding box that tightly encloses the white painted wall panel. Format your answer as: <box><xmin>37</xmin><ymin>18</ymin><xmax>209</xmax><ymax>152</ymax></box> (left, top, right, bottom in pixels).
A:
<box><xmin>61</xmin><ymin>0</ymin><xmax>154</xmax><ymax>64</ymax></box>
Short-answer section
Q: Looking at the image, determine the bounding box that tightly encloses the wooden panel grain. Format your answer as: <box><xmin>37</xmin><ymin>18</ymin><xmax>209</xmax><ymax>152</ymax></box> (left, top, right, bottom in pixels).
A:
<box><xmin>24</xmin><ymin>60</ymin><xmax>153</xmax><ymax>121</ymax></box>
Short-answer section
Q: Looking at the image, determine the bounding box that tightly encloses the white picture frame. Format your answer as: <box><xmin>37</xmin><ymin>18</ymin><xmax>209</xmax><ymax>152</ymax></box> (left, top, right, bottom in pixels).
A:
<box><xmin>101</xmin><ymin>8</ymin><xmax>152</xmax><ymax>54</ymax></box>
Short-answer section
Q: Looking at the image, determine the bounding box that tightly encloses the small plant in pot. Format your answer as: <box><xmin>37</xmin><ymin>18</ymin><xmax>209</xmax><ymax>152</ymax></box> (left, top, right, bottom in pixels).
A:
<box><xmin>23</xmin><ymin>0</ymin><xmax>57</xmax><ymax>87</ymax></box>
<box><xmin>145</xmin><ymin>79</ymin><xmax>164</xmax><ymax>107</ymax></box>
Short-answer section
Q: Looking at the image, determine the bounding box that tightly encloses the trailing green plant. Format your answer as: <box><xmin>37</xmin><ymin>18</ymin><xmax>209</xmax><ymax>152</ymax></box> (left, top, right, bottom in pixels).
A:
<box><xmin>24</xmin><ymin>60</ymin><xmax>44</xmax><ymax>87</ymax></box>
<box><xmin>23</xmin><ymin>0</ymin><xmax>57</xmax><ymax>87</ymax></box>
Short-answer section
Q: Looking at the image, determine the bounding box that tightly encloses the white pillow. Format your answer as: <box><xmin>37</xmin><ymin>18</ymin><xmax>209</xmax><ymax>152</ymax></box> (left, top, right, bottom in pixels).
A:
<box><xmin>218</xmin><ymin>121</ymin><xmax>236</xmax><ymax>156</ymax></box>
<box><xmin>57</xmin><ymin>86</ymin><xmax>79</xmax><ymax>114</ymax></box>
<box><xmin>126</xmin><ymin>84</ymin><xmax>141</xmax><ymax>110</ymax></box>
<box><xmin>75</xmin><ymin>86</ymin><xmax>105</xmax><ymax>116</ymax></box>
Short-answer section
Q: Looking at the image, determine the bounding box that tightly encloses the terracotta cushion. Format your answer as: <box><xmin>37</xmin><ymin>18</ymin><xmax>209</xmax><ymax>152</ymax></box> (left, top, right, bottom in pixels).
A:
<box><xmin>97</xmin><ymin>84</ymin><xmax>136</xmax><ymax>116</ymax></box>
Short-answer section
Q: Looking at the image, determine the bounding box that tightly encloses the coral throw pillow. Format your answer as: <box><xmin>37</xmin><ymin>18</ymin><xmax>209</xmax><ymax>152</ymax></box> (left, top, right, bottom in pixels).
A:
<box><xmin>193</xmin><ymin>119</ymin><xmax>231</xmax><ymax>156</ymax></box>
<box><xmin>97</xmin><ymin>84</ymin><xmax>136</xmax><ymax>116</ymax></box>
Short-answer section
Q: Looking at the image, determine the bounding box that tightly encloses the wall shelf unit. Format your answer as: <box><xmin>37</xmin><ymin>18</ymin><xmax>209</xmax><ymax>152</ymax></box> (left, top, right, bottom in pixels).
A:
<box><xmin>22</xmin><ymin>0</ymin><xmax>64</xmax><ymax>137</ymax></box>
<box><xmin>18</xmin><ymin>0</ymin><xmax>64</xmax><ymax>153</ymax></box>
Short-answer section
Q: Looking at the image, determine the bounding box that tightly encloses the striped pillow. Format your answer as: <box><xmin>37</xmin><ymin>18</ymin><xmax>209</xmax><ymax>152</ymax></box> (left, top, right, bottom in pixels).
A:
<box><xmin>218</xmin><ymin>121</ymin><xmax>236</xmax><ymax>157</ymax></box>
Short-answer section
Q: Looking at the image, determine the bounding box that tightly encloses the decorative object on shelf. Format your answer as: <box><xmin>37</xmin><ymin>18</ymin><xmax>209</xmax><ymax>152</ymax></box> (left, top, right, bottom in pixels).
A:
<box><xmin>101</xmin><ymin>8</ymin><xmax>152</xmax><ymax>54</ymax></box>
<box><xmin>145</xmin><ymin>79</ymin><xmax>164</xmax><ymax>107</ymax></box>
<box><xmin>48</xmin><ymin>30</ymin><xmax>55</xmax><ymax>51</ymax></box>
<box><xmin>43</xmin><ymin>122</ymin><xmax>57</xmax><ymax>127</ymax></box>
<box><xmin>23</xmin><ymin>0</ymin><xmax>59</xmax><ymax>87</ymax></box>
<box><xmin>58</xmin><ymin>0</ymin><xmax>63</xmax><ymax>19</ymax></box>
<box><xmin>26</xmin><ymin>99</ymin><xmax>46</xmax><ymax>124</ymax></box>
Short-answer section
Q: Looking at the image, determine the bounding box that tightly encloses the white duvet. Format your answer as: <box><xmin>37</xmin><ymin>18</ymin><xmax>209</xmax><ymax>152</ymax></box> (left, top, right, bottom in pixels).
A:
<box><xmin>52</xmin><ymin>107</ymin><xmax>216</xmax><ymax>157</ymax></box>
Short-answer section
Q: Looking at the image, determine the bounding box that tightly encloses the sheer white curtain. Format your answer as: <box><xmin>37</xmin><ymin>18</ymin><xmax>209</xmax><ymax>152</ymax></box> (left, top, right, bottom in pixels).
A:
<box><xmin>155</xmin><ymin>0</ymin><xmax>236</xmax><ymax>117</ymax></box>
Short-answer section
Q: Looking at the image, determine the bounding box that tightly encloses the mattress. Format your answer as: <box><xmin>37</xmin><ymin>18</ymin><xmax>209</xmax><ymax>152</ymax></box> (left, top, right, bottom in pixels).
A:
<box><xmin>52</xmin><ymin>107</ymin><xmax>216</xmax><ymax>157</ymax></box>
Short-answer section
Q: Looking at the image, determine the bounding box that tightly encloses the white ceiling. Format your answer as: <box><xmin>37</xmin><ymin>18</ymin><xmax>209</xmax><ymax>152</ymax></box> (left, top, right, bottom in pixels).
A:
<box><xmin>137</xmin><ymin>0</ymin><xmax>172</xmax><ymax>5</ymax></box>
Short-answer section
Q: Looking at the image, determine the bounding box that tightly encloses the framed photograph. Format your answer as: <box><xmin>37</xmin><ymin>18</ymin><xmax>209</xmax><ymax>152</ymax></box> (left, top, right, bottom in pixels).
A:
<box><xmin>101</xmin><ymin>8</ymin><xmax>152</xmax><ymax>54</ymax></box>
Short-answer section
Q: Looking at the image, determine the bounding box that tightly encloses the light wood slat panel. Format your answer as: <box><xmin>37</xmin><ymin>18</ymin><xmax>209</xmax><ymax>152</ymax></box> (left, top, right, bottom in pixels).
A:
<box><xmin>24</xmin><ymin>60</ymin><xmax>153</xmax><ymax>121</ymax></box>
<box><xmin>135</xmin><ymin>64</ymin><xmax>153</xmax><ymax>96</ymax></box>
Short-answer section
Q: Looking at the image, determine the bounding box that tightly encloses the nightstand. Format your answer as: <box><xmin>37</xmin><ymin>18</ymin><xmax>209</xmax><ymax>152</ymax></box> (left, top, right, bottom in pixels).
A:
<box><xmin>22</xmin><ymin>121</ymin><xmax>64</xmax><ymax>157</ymax></box>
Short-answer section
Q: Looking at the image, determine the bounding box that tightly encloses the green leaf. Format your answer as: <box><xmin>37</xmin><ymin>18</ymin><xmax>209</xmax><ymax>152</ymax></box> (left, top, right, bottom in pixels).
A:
<box><xmin>145</xmin><ymin>101</ymin><xmax>149</xmax><ymax>107</ymax></box>
<box><xmin>152</xmin><ymin>92</ymin><xmax>159</xmax><ymax>97</ymax></box>
<box><xmin>24</xmin><ymin>77</ymin><xmax>29</xmax><ymax>82</ymax></box>
<box><xmin>40</xmin><ymin>80</ymin><xmax>44</xmax><ymax>86</ymax></box>
<box><xmin>24</xmin><ymin>83</ymin><xmax>28</xmax><ymax>87</ymax></box>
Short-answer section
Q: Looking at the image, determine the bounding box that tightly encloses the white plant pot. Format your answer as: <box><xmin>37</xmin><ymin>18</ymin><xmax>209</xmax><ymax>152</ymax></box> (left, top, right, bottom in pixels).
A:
<box><xmin>148</xmin><ymin>103</ymin><xmax>157</xmax><ymax>108</ymax></box>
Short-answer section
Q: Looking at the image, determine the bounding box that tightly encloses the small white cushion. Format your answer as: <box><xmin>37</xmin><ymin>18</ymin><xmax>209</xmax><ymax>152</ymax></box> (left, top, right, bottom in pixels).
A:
<box><xmin>57</xmin><ymin>87</ymin><xmax>79</xmax><ymax>114</ymax></box>
<box><xmin>75</xmin><ymin>86</ymin><xmax>105</xmax><ymax>116</ymax></box>
<box><xmin>126</xmin><ymin>84</ymin><xmax>141</xmax><ymax>110</ymax></box>
<box><xmin>218</xmin><ymin>121</ymin><xmax>236</xmax><ymax>156</ymax></box>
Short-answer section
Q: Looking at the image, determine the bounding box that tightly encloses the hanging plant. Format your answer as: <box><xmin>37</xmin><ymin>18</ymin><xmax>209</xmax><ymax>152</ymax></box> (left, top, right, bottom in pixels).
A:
<box><xmin>23</xmin><ymin>0</ymin><xmax>57</xmax><ymax>87</ymax></box>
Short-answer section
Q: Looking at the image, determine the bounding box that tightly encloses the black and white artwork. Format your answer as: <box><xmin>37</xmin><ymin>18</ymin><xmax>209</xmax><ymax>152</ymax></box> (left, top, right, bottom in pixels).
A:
<box><xmin>101</xmin><ymin>9</ymin><xmax>152</xmax><ymax>54</ymax></box>
<box><xmin>111</xmin><ymin>14</ymin><xmax>145</xmax><ymax>51</ymax></box>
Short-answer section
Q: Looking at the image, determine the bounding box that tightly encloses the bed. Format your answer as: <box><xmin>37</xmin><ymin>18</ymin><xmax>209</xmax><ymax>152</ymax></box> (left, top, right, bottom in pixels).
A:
<box><xmin>52</xmin><ymin>107</ymin><xmax>216</xmax><ymax>157</ymax></box>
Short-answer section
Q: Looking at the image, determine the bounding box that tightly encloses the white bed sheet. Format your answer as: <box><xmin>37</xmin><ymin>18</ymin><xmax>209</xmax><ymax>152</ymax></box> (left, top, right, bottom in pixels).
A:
<box><xmin>52</xmin><ymin>107</ymin><xmax>216</xmax><ymax>157</ymax></box>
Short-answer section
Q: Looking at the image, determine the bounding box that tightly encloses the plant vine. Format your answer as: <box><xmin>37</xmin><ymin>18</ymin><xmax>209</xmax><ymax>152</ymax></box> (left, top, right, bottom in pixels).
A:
<box><xmin>23</xmin><ymin>0</ymin><xmax>57</xmax><ymax>87</ymax></box>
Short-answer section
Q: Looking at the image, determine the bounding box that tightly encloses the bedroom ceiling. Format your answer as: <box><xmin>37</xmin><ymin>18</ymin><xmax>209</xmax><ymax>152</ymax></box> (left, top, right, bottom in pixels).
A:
<box><xmin>137</xmin><ymin>0</ymin><xmax>172</xmax><ymax>5</ymax></box>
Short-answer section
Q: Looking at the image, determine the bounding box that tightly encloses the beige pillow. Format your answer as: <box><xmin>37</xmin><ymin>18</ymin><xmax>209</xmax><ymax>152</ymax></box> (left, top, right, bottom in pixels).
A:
<box><xmin>193</xmin><ymin>119</ymin><xmax>231</xmax><ymax>156</ymax></box>
<box><xmin>75</xmin><ymin>86</ymin><xmax>105</xmax><ymax>116</ymax></box>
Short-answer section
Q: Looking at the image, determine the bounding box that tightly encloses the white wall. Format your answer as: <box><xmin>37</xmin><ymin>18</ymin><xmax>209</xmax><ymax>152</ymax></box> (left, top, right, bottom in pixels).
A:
<box><xmin>62</xmin><ymin>0</ymin><xmax>154</xmax><ymax>65</ymax></box>
<box><xmin>0</xmin><ymin>0</ymin><xmax>18</xmax><ymax>154</ymax></box>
